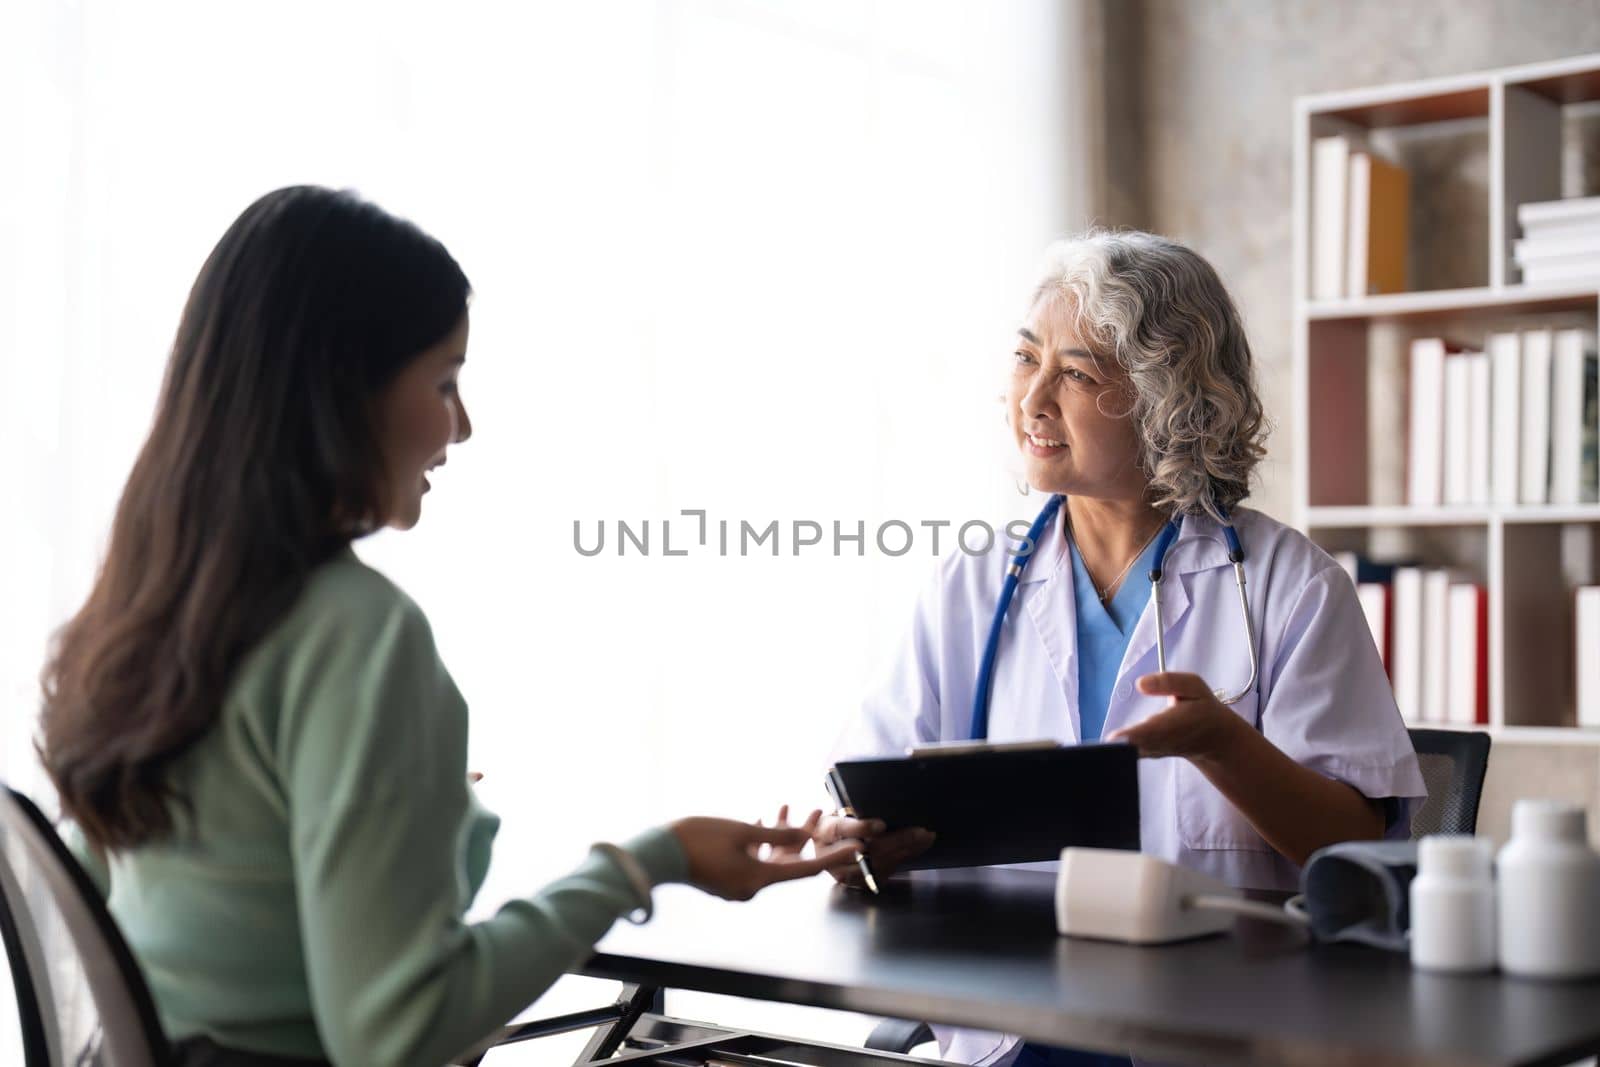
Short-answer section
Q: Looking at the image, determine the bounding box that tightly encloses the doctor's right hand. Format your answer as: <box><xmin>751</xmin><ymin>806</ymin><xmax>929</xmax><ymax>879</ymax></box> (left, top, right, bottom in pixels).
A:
<box><xmin>775</xmin><ymin>808</ymin><xmax>935</xmax><ymax>888</ymax></box>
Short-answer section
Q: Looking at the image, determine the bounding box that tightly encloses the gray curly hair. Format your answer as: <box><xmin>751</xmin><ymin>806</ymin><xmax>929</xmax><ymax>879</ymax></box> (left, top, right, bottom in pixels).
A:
<box><xmin>1032</xmin><ymin>230</ymin><xmax>1268</xmax><ymax>523</ymax></box>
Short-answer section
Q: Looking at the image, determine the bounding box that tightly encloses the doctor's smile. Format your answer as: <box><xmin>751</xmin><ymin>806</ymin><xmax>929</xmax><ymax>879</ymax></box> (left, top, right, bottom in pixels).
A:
<box><xmin>1022</xmin><ymin>431</ymin><xmax>1068</xmax><ymax>455</ymax></box>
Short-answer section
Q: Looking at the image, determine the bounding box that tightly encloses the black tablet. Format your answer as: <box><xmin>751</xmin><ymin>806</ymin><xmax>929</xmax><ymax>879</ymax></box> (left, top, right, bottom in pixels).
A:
<box><xmin>829</xmin><ymin>741</ymin><xmax>1140</xmax><ymax>870</ymax></box>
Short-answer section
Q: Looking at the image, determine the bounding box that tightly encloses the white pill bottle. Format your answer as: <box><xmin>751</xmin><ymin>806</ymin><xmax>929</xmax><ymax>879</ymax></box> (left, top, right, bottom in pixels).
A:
<box><xmin>1497</xmin><ymin>799</ymin><xmax>1600</xmax><ymax>979</ymax></box>
<box><xmin>1410</xmin><ymin>835</ymin><xmax>1496</xmax><ymax>973</ymax></box>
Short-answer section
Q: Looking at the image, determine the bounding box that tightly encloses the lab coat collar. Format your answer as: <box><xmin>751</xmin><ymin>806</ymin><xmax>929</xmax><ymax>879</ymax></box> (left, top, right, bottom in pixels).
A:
<box><xmin>1014</xmin><ymin>501</ymin><xmax>1234</xmax><ymax>585</ymax></box>
<box><xmin>1014</xmin><ymin>501</ymin><xmax>1070</xmax><ymax>585</ymax></box>
<box><xmin>1110</xmin><ymin>511</ymin><xmax>1241</xmax><ymax>731</ymax></box>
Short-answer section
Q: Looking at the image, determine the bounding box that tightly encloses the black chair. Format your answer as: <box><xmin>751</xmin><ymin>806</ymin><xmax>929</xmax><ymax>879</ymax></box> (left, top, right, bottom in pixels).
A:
<box><xmin>0</xmin><ymin>784</ymin><xmax>662</xmax><ymax>1067</ymax></box>
<box><xmin>0</xmin><ymin>784</ymin><xmax>174</xmax><ymax>1066</ymax></box>
<box><xmin>1405</xmin><ymin>727</ymin><xmax>1492</xmax><ymax>837</ymax></box>
<box><xmin>0</xmin><ymin>834</ymin><xmax>53</xmax><ymax>1067</ymax></box>
<box><xmin>862</xmin><ymin>727</ymin><xmax>1495</xmax><ymax>1054</ymax></box>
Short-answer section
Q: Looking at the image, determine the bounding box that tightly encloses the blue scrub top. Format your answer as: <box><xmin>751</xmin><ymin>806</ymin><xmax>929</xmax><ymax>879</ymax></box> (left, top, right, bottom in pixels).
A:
<box><xmin>1029</xmin><ymin>537</ymin><xmax>1161</xmax><ymax>1067</ymax></box>
<box><xmin>1069</xmin><ymin>535</ymin><xmax>1161</xmax><ymax>742</ymax></box>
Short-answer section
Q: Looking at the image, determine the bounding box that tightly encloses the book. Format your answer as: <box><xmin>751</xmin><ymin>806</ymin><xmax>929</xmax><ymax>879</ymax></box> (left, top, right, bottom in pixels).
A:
<box><xmin>1513</xmin><ymin>227</ymin><xmax>1600</xmax><ymax>262</ymax></box>
<box><xmin>1346</xmin><ymin>151</ymin><xmax>1409</xmax><ymax>297</ymax></box>
<box><xmin>1518</xmin><ymin>195</ymin><xmax>1600</xmax><ymax>233</ymax></box>
<box><xmin>1446</xmin><ymin>584</ymin><xmax>1489</xmax><ymax>726</ymax></box>
<box><xmin>1357</xmin><ymin>582</ymin><xmax>1392</xmax><ymax>676</ymax></box>
<box><xmin>1579</xmin><ymin>587</ymin><xmax>1600</xmax><ymax>729</ymax></box>
<box><xmin>1520</xmin><ymin>329</ymin><xmax>1554</xmax><ymax>506</ymax></box>
<box><xmin>1521</xmin><ymin>258</ymin><xmax>1600</xmax><ymax>286</ymax></box>
<box><xmin>1467</xmin><ymin>351</ymin><xmax>1491</xmax><ymax>505</ymax></box>
<box><xmin>1421</xmin><ymin>570</ymin><xmax>1452</xmax><ymax>723</ymax></box>
<box><xmin>1550</xmin><ymin>330</ymin><xmax>1598</xmax><ymax>506</ymax></box>
<box><xmin>1408</xmin><ymin>338</ymin><xmax>1449</xmax><ymax>507</ymax></box>
<box><xmin>1312</xmin><ymin>136</ymin><xmax>1350</xmax><ymax>301</ymax></box>
<box><xmin>1392</xmin><ymin>567</ymin><xmax>1424</xmax><ymax>723</ymax></box>
<box><xmin>1444</xmin><ymin>352</ymin><xmax>1471</xmax><ymax>505</ymax></box>
<box><xmin>1584</xmin><ymin>338</ymin><xmax>1599</xmax><ymax>503</ymax></box>
<box><xmin>1332</xmin><ymin>552</ymin><xmax>1403</xmax><ymax>586</ymax></box>
<box><xmin>1489</xmin><ymin>332</ymin><xmax>1521</xmax><ymax>506</ymax></box>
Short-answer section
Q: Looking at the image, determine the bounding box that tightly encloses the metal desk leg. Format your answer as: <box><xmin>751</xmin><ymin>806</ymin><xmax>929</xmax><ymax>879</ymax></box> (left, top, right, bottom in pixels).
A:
<box><xmin>575</xmin><ymin>983</ymin><xmax>663</xmax><ymax>1064</ymax></box>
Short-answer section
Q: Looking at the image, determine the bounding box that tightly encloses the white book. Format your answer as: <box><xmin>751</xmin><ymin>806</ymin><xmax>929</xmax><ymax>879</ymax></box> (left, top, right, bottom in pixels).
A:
<box><xmin>1421</xmin><ymin>570</ymin><xmax>1452</xmax><ymax>723</ymax></box>
<box><xmin>1467</xmin><ymin>352</ymin><xmax>1491</xmax><ymax>505</ymax></box>
<box><xmin>1447</xmin><ymin>584</ymin><xmax>1480</xmax><ymax>726</ymax></box>
<box><xmin>1579</xmin><ymin>587</ymin><xmax>1600</xmax><ymax>729</ymax></box>
<box><xmin>1522</xmin><ymin>259</ymin><xmax>1600</xmax><ymax>286</ymax></box>
<box><xmin>1550</xmin><ymin>330</ymin><xmax>1592</xmax><ymax>506</ymax></box>
<box><xmin>1514</xmin><ymin>250</ymin><xmax>1600</xmax><ymax>272</ymax></box>
<box><xmin>1408</xmin><ymin>338</ymin><xmax>1446</xmax><ymax>507</ymax></box>
<box><xmin>1489</xmin><ymin>332</ymin><xmax>1521</xmax><ymax>506</ymax></box>
<box><xmin>1357</xmin><ymin>583</ymin><xmax>1389</xmax><ymax>671</ymax></box>
<box><xmin>1392</xmin><ymin>568</ymin><xmax>1425</xmax><ymax>724</ymax></box>
<box><xmin>1312</xmin><ymin>136</ymin><xmax>1350</xmax><ymax>301</ymax></box>
<box><xmin>1346</xmin><ymin>152</ymin><xmax>1370</xmax><ymax>299</ymax></box>
<box><xmin>1520</xmin><ymin>329</ymin><xmax>1554</xmax><ymax>506</ymax></box>
<box><xmin>1513</xmin><ymin>228</ymin><xmax>1600</xmax><ymax>262</ymax></box>
<box><xmin>1584</xmin><ymin>335</ymin><xmax>1600</xmax><ymax>504</ymax></box>
<box><xmin>1443</xmin><ymin>354</ymin><xmax>1471</xmax><ymax>505</ymax></box>
<box><xmin>1333</xmin><ymin>551</ymin><xmax>1359</xmax><ymax>586</ymax></box>
<box><xmin>1518</xmin><ymin>195</ymin><xmax>1600</xmax><ymax>233</ymax></box>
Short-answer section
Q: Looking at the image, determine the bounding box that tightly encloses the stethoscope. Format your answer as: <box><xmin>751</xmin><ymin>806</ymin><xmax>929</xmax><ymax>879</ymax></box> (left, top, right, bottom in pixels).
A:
<box><xmin>969</xmin><ymin>493</ymin><xmax>1261</xmax><ymax>739</ymax></box>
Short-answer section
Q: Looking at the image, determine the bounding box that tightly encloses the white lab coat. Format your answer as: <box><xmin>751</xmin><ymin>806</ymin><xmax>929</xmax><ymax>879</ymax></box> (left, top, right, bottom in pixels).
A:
<box><xmin>836</xmin><ymin>503</ymin><xmax>1426</xmax><ymax>1066</ymax></box>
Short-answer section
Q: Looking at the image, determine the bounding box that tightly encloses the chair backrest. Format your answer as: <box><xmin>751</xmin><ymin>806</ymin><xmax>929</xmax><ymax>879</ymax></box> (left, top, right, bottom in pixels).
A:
<box><xmin>0</xmin><ymin>844</ymin><xmax>55</xmax><ymax>1066</ymax></box>
<box><xmin>0</xmin><ymin>785</ymin><xmax>171</xmax><ymax>1067</ymax></box>
<box><xmin>1406</xmin><ymin>728</ymin><xmax>1492</xmax><ymax>837</ymax></box>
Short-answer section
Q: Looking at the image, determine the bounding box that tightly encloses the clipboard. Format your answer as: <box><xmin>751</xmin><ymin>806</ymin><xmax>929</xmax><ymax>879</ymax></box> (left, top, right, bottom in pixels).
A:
<box><xmin>828</xmin><ymin>741</ymin><xmax>1140</xmax><ymax>870</ymax></box>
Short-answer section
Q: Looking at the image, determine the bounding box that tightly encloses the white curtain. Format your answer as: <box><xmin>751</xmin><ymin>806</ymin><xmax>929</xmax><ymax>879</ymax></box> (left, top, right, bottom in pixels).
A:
<box><xmin>1</xmin><ymin>0</ymin><xmax>1099</xmax><ymax>1056</ymax></box>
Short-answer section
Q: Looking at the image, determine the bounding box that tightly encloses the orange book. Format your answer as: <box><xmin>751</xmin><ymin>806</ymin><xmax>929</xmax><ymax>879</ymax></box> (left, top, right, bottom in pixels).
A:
<box><xmin>1348</xmin><ymin>152</ymin><xmax>1410</xmax><ymax>296</ymax></box>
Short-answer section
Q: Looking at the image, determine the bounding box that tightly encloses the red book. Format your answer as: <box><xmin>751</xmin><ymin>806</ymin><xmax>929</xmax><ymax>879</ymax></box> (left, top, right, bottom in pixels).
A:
<box><xmin>1447</xmin><ymin>584</ymin><xmax>1489</xmax><ymax>726</ymax></box>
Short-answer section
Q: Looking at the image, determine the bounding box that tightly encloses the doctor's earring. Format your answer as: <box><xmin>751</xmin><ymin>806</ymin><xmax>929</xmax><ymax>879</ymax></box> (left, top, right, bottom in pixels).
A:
<box><xmin>1015</xmin><ymin>479</ymin><xmax>1031</xmax><ymax>496</ymax></box>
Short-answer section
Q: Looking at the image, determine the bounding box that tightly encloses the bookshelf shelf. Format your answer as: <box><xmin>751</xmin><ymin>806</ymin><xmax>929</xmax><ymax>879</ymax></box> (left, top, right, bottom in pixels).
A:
<box><xmin>1306</xmin><ymin>506</ymin><xmax>1492</xmax><ymax>528</ymax></box>
<box><xmin>1300</xmin><ymin>53</ymin><xmax>1600</xmax><ymax>124</ymax></box>
<box><xmin>1502</xmin><ymin>505</ymin><xmax>1600</xmax><ymax>524</ymax></box>
<box><xmin>1307</xmin><ymin>505</ymin><xmax>1600</xmax><ymax>528</ymax></box>
<box><xmin>1293</xmin><ymin>53</ymin><xmax>1600</xmax><ymax>738</ymax></box>
<box><xmin>1416</xmin><ymin>723</ymin><xmax>1600</xmax><ymax>746</ymax></box>
<box><xmin>1305</xmin><ymin>283</ymin><xmax>1598</xmax><ymax>323</ymax></box>
<box><xmin>1494</xmin><ymin>725</ymin><xmax>1600</xmax><ymax>745</ymax></box>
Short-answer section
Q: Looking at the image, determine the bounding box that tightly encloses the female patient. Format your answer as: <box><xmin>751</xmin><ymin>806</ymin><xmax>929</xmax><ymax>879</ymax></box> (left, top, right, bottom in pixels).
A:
<box><xmin>38</xmin><ymin>186</ymin><xmax>849</xmax><ymax>1067</ymax></box>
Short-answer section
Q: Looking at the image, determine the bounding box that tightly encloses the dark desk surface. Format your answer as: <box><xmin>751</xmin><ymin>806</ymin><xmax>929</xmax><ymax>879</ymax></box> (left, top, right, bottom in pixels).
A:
<box><xmin>580</xmin><ymin>868</ymin><xmax>1600</xmax><ymax>1067</ymax></box>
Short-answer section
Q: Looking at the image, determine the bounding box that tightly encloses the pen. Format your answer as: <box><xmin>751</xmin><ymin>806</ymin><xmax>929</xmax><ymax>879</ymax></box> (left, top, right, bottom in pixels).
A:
<box><xmin>824</xmin><ymin>769</ymin><xmax>881</xmax><ymax>895</ymax></box>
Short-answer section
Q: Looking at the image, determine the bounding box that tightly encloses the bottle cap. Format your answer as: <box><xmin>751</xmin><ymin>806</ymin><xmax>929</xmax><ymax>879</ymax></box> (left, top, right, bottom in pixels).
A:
<box><xmin>1511</xmin><ymin>798</ymin><xmax>1588</xmax><ymax>843</ymax></box>
<box><xmin>1418</xmin><ymin>834</ymin><xmax>1491</xmax><ymax>878</ymax></box>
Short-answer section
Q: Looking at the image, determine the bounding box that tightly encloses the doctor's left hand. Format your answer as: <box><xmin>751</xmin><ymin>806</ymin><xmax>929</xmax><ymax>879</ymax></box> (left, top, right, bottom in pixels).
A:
<box><xmin>1105</xmin><ymin>672</ymin><xmax>1245</xmax><ymax>762</ymax></box>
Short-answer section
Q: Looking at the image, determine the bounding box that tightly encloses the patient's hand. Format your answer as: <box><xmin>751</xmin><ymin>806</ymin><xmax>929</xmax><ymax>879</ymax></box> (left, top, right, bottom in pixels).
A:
<box><xmin>758</xmin><ymin>804</ymin><xmax>825</xmax><ymax>860</ymax></box>
<box><xmin>669</xmin><ymin>817</ymin><xmax>859</xmax><ymax>901</ymax></box>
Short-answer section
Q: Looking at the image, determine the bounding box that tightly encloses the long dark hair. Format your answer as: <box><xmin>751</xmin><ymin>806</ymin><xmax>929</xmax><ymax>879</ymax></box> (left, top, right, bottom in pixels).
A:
<box><xmin>39</xmin><ymin>186</ymin><xmax>470</xmax><ymax>849</ymax></box>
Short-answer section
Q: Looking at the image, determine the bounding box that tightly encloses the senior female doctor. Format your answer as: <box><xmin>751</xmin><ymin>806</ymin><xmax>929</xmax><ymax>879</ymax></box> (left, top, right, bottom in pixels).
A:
<box><xmin>799</xmin><ymin>231</ymin><xmax>1426</xmax><ymax>1067</ymax></box>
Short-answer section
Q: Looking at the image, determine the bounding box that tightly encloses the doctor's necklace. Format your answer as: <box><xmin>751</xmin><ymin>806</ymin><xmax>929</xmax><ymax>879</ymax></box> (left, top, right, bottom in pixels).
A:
<box><xmin>1066</xmin><ymin>515</ymin><xmax>1165</xmax><ymax>602</ymax></box>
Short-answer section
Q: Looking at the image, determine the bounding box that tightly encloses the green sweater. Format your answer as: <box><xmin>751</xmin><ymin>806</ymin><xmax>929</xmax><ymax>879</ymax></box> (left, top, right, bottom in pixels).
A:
<box><xmin>68</xmin><ymin>547</ymin><xmax>687</xmax><ymax>1066</ymax></box>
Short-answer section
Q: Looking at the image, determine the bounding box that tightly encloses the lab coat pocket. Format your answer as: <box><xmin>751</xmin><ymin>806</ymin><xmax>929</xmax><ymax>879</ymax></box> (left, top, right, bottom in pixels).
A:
<box><xmin>1175</xmin><ymin>693</ymin><xmax>1271</xmax><ymax>852</ymax></box>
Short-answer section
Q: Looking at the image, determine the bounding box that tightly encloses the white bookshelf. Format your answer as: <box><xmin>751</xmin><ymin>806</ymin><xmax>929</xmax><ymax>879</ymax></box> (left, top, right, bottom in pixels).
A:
<box><xmin>1291</xmin><ymin>54</ymin><xmax>1600</xmax><ymax>737</ymax></box>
